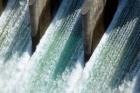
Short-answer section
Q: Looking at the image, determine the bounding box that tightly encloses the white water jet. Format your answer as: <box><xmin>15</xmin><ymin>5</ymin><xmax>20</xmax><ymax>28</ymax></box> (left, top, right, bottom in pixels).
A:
<box><xmin>74</xmin><ymin>0</ymin><xmax>140</xmax><ymax>93</ymax></box>
<box><xmin>0</xmin><ymin>0</ymin><xmax>32</xmax><ymax>93</ymax></box>
<box><xmin>18</xmin><ymin>0</ymin><xmax>84</xmax><ymax>93</ymax></box>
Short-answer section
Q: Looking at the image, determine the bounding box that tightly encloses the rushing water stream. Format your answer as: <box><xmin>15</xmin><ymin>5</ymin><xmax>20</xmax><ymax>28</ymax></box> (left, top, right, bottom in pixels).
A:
<box><xmin>74</xmin><ymin>0</ymin><xmax>140</xmax><ymax>93</ymax></box>
<box><xmin>0</xmin><ymin>0</ymin><xmax>31</xmax><ymax>93</ymax></box>
<box><xmin>0</xmin><ymin>0</ymin><xmax>140</xmax><ymax>93</ymax></box>
<box><xmin>18</xmin><ymin>0</ymin><xmax>84</xmax><ymax>93</ymax></box>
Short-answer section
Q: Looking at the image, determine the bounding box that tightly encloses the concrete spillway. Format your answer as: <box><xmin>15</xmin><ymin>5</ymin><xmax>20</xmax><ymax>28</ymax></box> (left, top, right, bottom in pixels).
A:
<box><xmin>0</xmin><ymin>0</ymin><xmax>140</xmax><ymax>93</ymax></box>
<box><xmin>74</xmin><ymin>0</ymin><xmax>140</xmax><ymax>93</ymax></box>
<box><xmin>18</xmin><ymin>0</ymin><xmax>84</xmax><ymax>93</ymax></box>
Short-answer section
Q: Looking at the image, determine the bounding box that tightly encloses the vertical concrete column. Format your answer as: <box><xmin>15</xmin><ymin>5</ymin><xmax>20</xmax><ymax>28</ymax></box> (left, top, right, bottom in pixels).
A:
<box><xmin>29</xmin><ymin>0</ymin><xmax>52</xmax><ymax>51</ymax></box>
<box><xmin>0</xmin><ymin>0</ymin><xmax>7</xmax><ymax>15</ymax></box>
<box><xmin>82</xmin><ymin>0</ymin><xmax>107</xmax><ymax>61</ymax></box>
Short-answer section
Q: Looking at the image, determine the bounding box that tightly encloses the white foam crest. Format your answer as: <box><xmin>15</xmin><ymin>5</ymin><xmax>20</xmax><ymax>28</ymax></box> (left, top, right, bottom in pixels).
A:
<box><xmin>65</xmin><ymin>52</ymin><xmax>84</xmax><ymax>93</ymax></box>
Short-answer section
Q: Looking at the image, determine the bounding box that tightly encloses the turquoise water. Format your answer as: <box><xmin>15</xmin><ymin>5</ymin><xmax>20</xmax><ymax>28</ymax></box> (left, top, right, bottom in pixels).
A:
<box><xmin>1</xmin><ymin>0</ymin><xmax>140</xmax><ymax>93</ymax></box>
<box><xmin>74</xmin><ymin>0</ymin><xmax>140</xmax><ymax>93</ymax></box>
<box><xmin>18</xmin><ymin>0</ymin><xmax>84</xmax><ymax>93</ymax></box>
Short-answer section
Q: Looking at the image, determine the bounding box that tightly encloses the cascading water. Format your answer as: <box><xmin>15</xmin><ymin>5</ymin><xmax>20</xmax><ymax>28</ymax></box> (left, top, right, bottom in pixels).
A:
<box><xmin>18</xmin><ymin>0</ymin><xmax>84</xmax><ymax>93</ymax></box>
<box><xmin>0</xmin><ymin>0</ymin><xmax>32</xmax><ymax>93</ymax></box>
<box><xmin>128</xmin><ymin>51</ymin><xmax>140</xmax><ymax>93</ymax></box>
<box><xmin>74</xmin><ymin>0</ymin><xmax>140</xmax><ymax>93</ymax></box>
<box><xmin>133</xmin><ymin>53</ymin><xmax>140</xmax><ymax>93</ymax></box>
<box><xmin>1</xmin><ymin>0</ymin><xmax>140</xmax><ymax>93</ymax></box>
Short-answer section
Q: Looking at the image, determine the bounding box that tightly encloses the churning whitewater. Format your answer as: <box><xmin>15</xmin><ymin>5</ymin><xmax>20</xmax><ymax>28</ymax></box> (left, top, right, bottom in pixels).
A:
<box><xmin>0</xmin><ymin>0</ymin><xmax>32</xmax><ymax>93</ymax></box>
<box><xmin>0</xmin><ymin>0</ymin><xmax>140</xmax><ymax>93</ymax></box>
<box><xmin>18</xmin><ymin>0</ymin><xmax>84</xmax><ymax>93</ymax></box>
<box><xmin>74</xmin><ymin>0</ymin><xmax>140</xmax><ymax>93</ymax></box>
